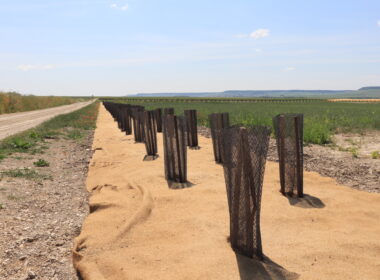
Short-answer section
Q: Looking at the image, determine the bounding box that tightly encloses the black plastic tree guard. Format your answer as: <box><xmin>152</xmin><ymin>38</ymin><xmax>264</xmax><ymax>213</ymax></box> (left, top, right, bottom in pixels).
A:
<box><xmin>273</xmin><ymin>114</ymin><xmax>304</xmax><ymax>197</ymax></box>
<box><xmin>143</xmin><ymin>110</ymin><xmax>158</xmax><ymax>160</ymax></box>
<box><xmin>154</xmin><ymin>108</ymin><xmax>163</xmax><ymax>133</ymax></box>
<box><xmin>222</xmin><ymin>125</ymin><xmax>271</xmax><ymax>260</ymax></box>
<box><xmin>162</xmin><ymin>114</ymin><xmax>188</xmax><ymax>188</ymax></box>
<box><xmin>209</xmin><ymin>113</ymin><xmax>230</xmax><ymax>163</ymax></box>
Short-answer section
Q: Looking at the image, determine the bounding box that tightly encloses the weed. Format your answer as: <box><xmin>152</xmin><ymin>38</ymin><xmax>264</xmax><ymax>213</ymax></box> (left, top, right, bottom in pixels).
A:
<box><xmin>33</xmin><ymin>159</ymin><xmax>50</xmax><ymax>167</ymax></box>
<box><xmin>66</xmin><ymin>129</ymin><xmax>83</xmax><ymax>140</ymax></box>
<box><xmin>347</xmin><ymin>147</ymin><xmax>359</xmax><ymax>158</ymax></box>
<box><xmin>0</xmin><ymin>168</ymin><xmax>52</xmax><ymax>181</ymax></box>
<box><xmin>0</xmin><ymin>203</ymin><xmax>3</xmax><ymax>209</ymax></box>
<box><xmin>371</xmin><ymin>151</ymin><xmax>380</xmax><ymax>159</ymax></box>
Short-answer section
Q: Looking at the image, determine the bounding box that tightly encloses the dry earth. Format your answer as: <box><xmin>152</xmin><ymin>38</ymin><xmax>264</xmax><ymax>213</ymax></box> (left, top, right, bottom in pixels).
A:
<box><xmin>0</xmin><ymin>132</ymin><xmax>93</xmax><ymax>280</ymax></box>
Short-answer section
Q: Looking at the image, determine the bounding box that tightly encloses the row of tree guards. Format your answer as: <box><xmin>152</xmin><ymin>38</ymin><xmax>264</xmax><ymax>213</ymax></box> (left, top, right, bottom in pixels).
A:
<box><xmin>102</xmin><ymin>101</ymin><xmax>304</xmax><ymax>261</ymax></box>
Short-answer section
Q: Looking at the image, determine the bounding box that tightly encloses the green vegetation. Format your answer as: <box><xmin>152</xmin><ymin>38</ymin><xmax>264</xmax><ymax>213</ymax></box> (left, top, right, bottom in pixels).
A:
<box><xmin>33</xmin><ymin>159</ymin><xmax>50</xmax><ymax>167</ymax></box>
<box><xmin>66</xmin><ymin>129</ymin><xmax>84</xmax><ymax>140</ymax></box>
<box><xmin>0</xmin><ymin>91</ymin><xmax>88</xmax><ymax>114</ymax></box>
<box><xmin>371</xmin><ymin>151</ymin><xmax>380</xmax><ymax>159</ymax></box>
<box><xmin>102</xmin><ymin>97</ymin><xmax>380</xmax><ymax>145</ymax></box>
<box><xmin>0</xmin><ymin>102</ymin><xmax>99</xmax><ymax>160</ymax></box>
<box><xmin>0</xmin><ymin>168</ymin><xmax>52</xmax><ymax>181</ymax></box>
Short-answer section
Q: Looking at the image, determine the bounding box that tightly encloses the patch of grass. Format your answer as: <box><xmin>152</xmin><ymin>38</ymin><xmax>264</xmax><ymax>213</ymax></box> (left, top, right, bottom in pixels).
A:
<box><xmin>66</xmin><ymin>129</ymin><xmax>83</xmax><ymax>140</ymax></box>
<box><xmin>33</xmin><ymin>159</ymin><xmax>50</xmax><ymax>167</ymax></box>
<box><xmin>0</xmin><ymin>203</ymin><xmax>3</xmax><ymax>209</ymax></box>
<box><xmin>371</xmin><ymin>151</ymin><xmax>380</xmax><ymax>159</ymax></box>
<box><xmin>0</xmin><ymin>168</ymin><xmax>52</xmax><ymax>181</ymax></box>
<box><xmin>347</xmin><ymin>147</ymin><xmax>359</xmax><ymax>158</ymax></box>
<box><xmin>0</xmin><ymin>102</ymin><xmax>99</xmax><ymax>159</ymax></box>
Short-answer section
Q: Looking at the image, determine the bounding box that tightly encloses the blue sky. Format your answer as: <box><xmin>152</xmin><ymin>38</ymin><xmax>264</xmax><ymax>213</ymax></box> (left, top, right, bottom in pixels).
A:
<box><xmin>0</xmin><ymin>0</ymin><xmax>379</xmax><ymax>96</ymax></box>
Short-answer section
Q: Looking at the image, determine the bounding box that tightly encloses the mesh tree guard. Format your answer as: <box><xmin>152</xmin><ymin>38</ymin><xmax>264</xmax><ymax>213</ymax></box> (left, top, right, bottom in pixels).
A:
<box><xmin>131</xmin><ymin>107</ymin><xmax>145</xmax><ymax>143</ymax></box>
<box><xmin>222</xmin><ymin>126</ymin><xmax>271</xmax><ymax>260</ymax></box>
<box><xmin>273</xmin><ymin>114</ymin><xmax>304</xmax><ymax>197</ymax></box>
<box><xmin>209</xmin><ymin>113</ymin><xmax>230</xmax><ymax>163</ymax></box>
<box><xmin>162</xmin><ymin>115</ymin><xmax>187</xmax><ymax>188</ymax></box>
<box><xmin>154</xmin><ymin>108</ymin><xmax>163</xmax><ymax>133</ymax></box>
<box><xmin>164</xmin><ymin>108</ymin><xmax>175</xmax><ymax>115</ymax></box>
<box><xmin>184</xmin><ymin>110</ymin><xmax>199</xmax><ymax>149</ymax></box>
<box><xmin>123</xmin><ymin>106</ymin><xmax>132</xmax><ymax>135</ymax></box>
<box><xmin>143</xmin><ymin>110</ymin><xmax>158</xmax><ymax>160</ymax></box>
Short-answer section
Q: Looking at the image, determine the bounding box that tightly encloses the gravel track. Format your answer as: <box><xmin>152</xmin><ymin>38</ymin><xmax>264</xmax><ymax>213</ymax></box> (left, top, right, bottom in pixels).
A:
<box><xmin>0</xmin><ymin>101</ymin><xmax>94</xmax><ymax>140</ymax></box>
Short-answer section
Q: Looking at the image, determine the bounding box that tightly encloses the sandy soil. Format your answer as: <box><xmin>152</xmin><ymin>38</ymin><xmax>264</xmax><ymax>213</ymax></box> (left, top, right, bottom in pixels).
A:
<box><xmin>0</xmin><ymin>132</ymin><xmax>93</xmax><ymax>280</ymax></box>
<box><xmin>74</xmin><ymin>105</ymin><xmax>380</xmax><ymax>280</ymax></box>
<box><xmin>328</xmin><ymin>99</ymin><xmax>380</xmax><ymax>102</ymax></box>
<box><xmin>0</xmin><ymin>100</ymin><xmax>94</xmax><ymax>140</ymax></box>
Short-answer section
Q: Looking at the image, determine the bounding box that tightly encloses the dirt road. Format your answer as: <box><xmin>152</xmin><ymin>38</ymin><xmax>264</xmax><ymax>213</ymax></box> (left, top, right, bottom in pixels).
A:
<box><xmin>0</xmin><ymin>100</ymin><xmax>94</xmax><ymax>140</ymax></box>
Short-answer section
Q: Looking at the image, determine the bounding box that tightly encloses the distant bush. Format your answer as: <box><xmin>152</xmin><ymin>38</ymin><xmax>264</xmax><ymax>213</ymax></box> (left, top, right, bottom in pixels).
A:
<box><xmin>0</xmin><ymin>91</ymin><xmax>81</xmax><ymax>114</ymax></box>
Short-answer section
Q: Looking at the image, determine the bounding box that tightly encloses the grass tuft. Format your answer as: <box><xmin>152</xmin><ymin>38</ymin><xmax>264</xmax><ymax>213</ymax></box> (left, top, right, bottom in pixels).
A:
<box><xmin>371</xmin><ymin>151</ymin><xmax>380</xmax><ymax>159</ymax></box>
<box><xmin>1</xmin><ymin>168</ymin><xmax>52</xmax><ymax>181</ymax></box>
<box><xmin>33</xmin><ymin>159</ymin><xmax>50</xmax><ymax>167</ymax></box>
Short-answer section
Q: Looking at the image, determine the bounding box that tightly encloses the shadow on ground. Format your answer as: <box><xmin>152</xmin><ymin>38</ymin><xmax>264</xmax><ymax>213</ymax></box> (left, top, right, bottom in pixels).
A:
<box><xmin>236</xmin><ymin>254</ymin><xmax>299</xmax><ymax>280</ymax></box>
<box><xmin>286</xmin><ymin>194</ymin><xmax>325</xmax><ymax>209</ymax></box>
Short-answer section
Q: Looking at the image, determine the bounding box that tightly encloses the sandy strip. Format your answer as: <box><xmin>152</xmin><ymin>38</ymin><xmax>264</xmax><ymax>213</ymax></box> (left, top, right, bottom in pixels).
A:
<box><xmin>328</xmin><ymin>99</ymin><xmax>380</xmax><ymax>103</ymax></box>
<box><xmin>73</xmin><ymin>104</ymin><xmax>380</xmax><ymax>280</ymax></box>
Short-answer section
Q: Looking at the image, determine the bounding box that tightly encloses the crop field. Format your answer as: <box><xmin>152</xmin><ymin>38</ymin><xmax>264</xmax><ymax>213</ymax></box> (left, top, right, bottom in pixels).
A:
<box><xmin>101</xmin><ymin>97</ymin><xmax>380</xmax><ymax>144</ymax></box>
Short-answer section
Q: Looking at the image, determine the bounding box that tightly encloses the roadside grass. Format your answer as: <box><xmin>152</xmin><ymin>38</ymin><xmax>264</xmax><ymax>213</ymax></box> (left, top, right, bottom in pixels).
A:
<box><xmin>0</xmin><ymin>102</ymin><xmax>99</xmax><ymax>160</ymax></box>
<box><xmin>0</xmin><ymin>91</ymin><xmax>88</xmax><ymax>114</ymax></box>
<box><xmin>0</xmin><ymin>168</ymin><xmax>52</xmax><ymax>181</ymax></box>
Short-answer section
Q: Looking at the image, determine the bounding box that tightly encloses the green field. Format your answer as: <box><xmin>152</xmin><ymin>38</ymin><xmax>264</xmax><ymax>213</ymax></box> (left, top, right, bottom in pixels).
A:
<box><xmin>101</xmin><ymin>97</ymin><xmax>380</xmax><ymax>145</ymax></box>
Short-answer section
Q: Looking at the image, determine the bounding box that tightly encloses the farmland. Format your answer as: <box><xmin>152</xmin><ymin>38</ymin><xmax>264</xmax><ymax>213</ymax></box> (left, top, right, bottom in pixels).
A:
<box><xmin>101</xmin><ymin>97</ymin><xmax>380</xmax><ymax>144</ymax></box>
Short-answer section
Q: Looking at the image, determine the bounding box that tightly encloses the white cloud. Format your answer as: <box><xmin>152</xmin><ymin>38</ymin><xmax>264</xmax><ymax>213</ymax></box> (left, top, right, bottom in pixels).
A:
<box><xmin>284</xmin><ymin>67</ymin><xmax>296</xmax><ymax>71</ymax></box>
<box><xmin>250</xmin><ymin>29</ymin><xmax>270</xmax><ymax>39</ymax></box>
<box><xmin>17</xmin><ymin>64</ymin><xmax>54</xmax><ymax>71</ymax></box>
<box><xmin>110</xmin><ymin>3</ymin><xmax>129</xmax><ymax>11</ymax></box>
<box><xmin>254</xmin><ymin>48</ymin><xmax>262</xmax><ymax>52</ymax></box>
<box><xmin>17</xmin><ymin>65</ymin><xmax>37</xmax><ymax>71</ymax></box>
<box><xmin>377</xmin><ymin>20</ymin><xmax>380</xmax><ymax>27</ymax></box>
